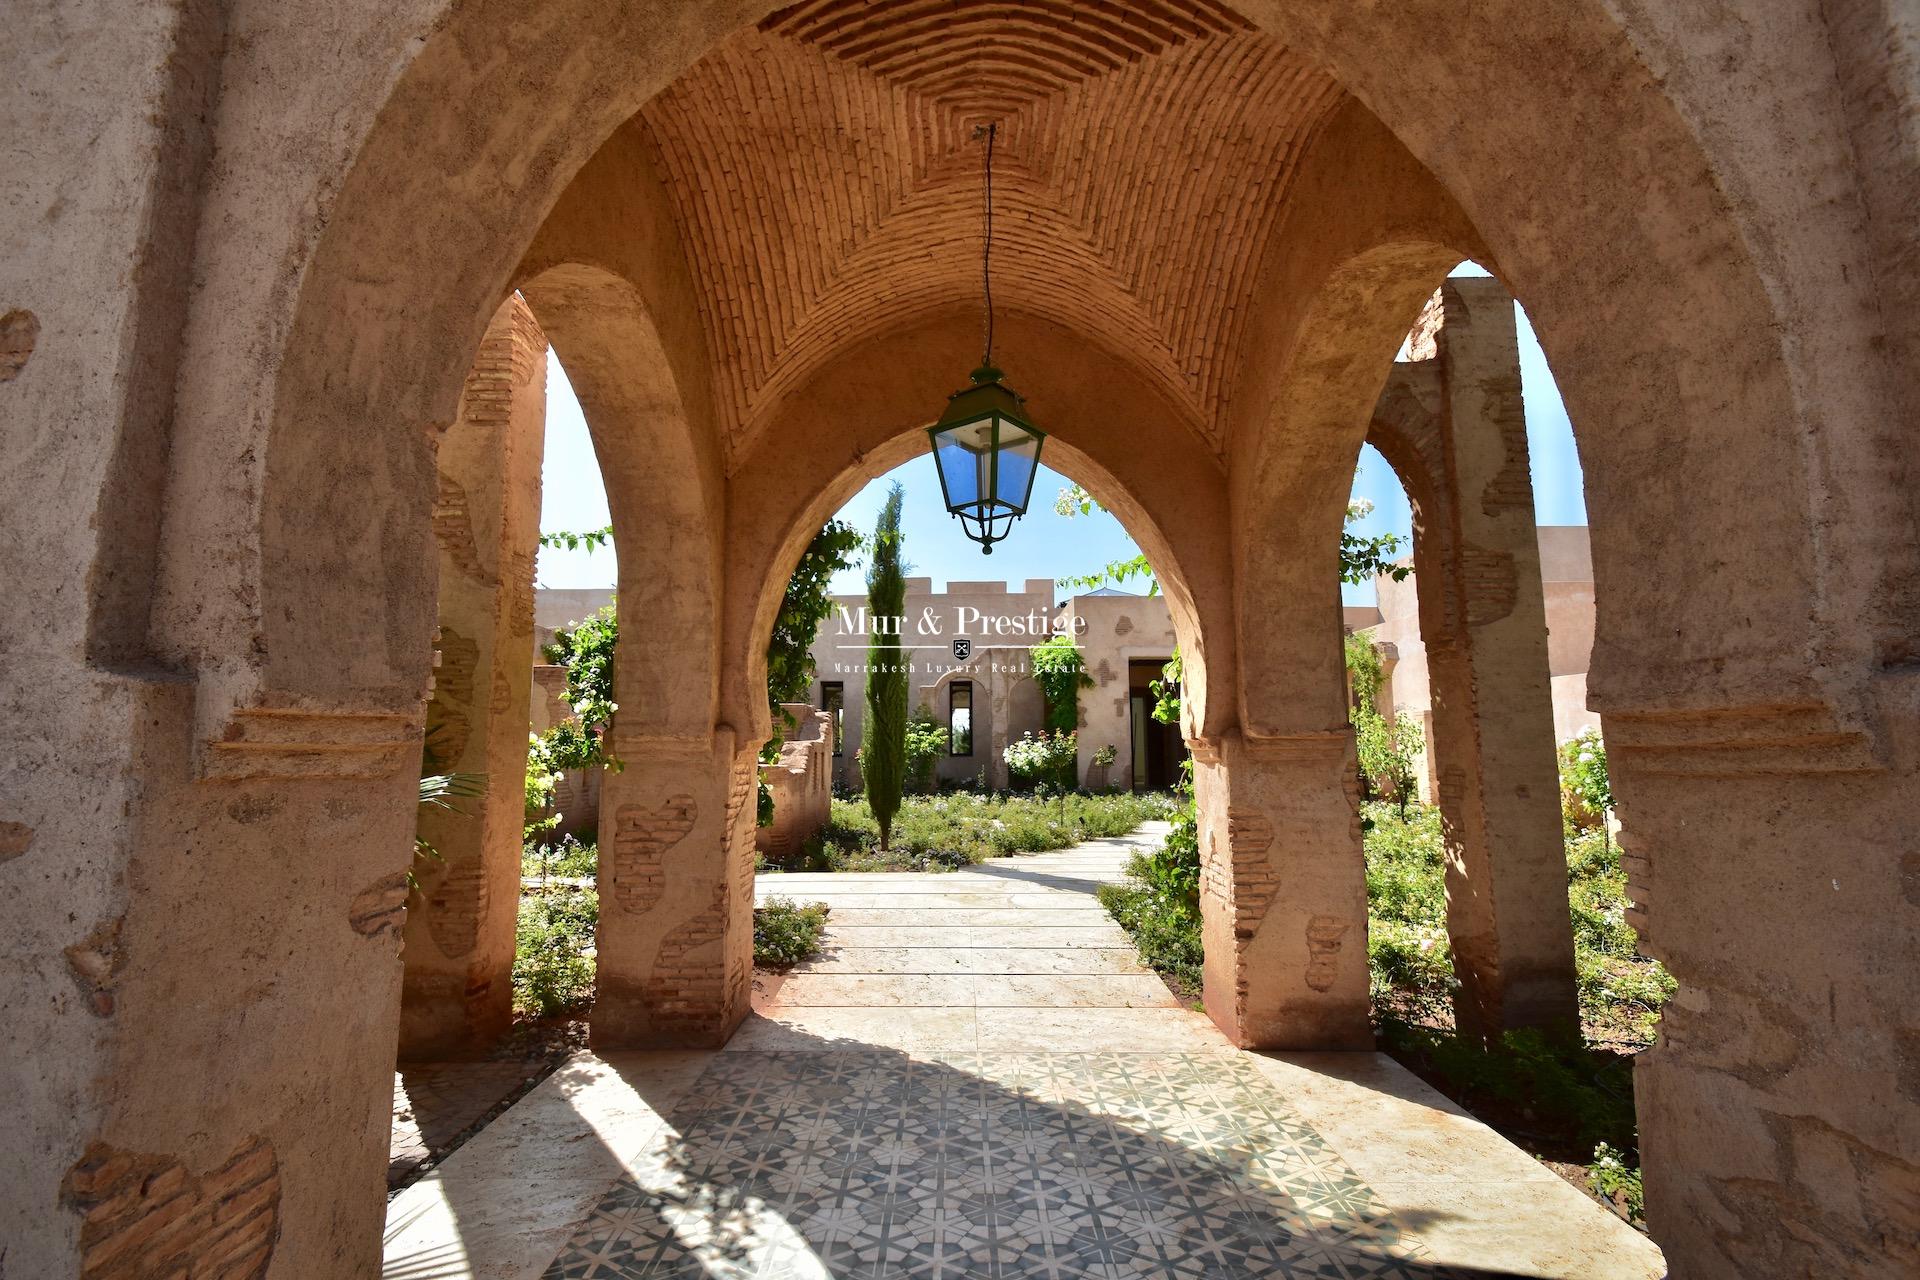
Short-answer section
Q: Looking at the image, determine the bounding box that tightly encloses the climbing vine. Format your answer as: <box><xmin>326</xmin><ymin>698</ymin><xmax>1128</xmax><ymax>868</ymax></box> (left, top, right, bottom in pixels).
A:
<box><xmin>766</xmin><ymin>519</ymin><xmax>863</xmax><ymax>721</ymax></box>
<box><xmin>1029</xmin><ymin>632</ymin><xmax>1093</xmax><ymax>733</ymax></box>
<box><xmin>537</xmin><ymin>525</ymin><xmax>614</xmax><ymax>553</ymax></box>
<box><xmin>530</xmin><ymin>519</ymin><xmax>862</xmax><ymax>831</ymax></box>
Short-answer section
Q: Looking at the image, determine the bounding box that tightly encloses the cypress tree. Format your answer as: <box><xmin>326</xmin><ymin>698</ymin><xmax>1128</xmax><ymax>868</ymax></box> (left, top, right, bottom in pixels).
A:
<box><xmin>861</xmin><ymin>483</ymin><xmax>908</xmax><ymax>850</ymax></box>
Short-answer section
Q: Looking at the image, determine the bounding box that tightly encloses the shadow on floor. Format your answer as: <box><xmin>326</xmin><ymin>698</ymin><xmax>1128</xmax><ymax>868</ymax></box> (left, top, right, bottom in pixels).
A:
<box><xmin>958</xmin><ymin>860</ymin><xmax>1116</xmax><ymax>897</ymax></box>
<box><xmin>479</xmin><ymin>1026</ymin><xmax>1552</xmax><ymax>1279</ymax></box>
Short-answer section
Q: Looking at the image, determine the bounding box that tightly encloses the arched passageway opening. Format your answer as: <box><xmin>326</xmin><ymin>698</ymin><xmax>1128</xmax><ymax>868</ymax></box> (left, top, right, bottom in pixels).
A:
<box><xmin>6</xmin><ymin>3</ymin><xmax>1915</xmax><ymax>1278</ymax></box>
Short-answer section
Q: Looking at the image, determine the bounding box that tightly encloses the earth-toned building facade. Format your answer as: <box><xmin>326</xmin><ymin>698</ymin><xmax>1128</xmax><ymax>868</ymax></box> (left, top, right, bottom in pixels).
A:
<box><xmin>3</xmin><ymin>2</ymin><xmax>1916</xmax><ymax>1277</ymax></box>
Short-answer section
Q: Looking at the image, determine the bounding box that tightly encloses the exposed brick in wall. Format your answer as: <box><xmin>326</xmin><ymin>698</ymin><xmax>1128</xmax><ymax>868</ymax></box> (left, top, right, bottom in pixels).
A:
<box><xmin>347</xmin><ymin>872</ymin><xmax>409</xmax><ymax>943</ymax></box>
<box><xmin>431</xmin><ymin>473</ymin><xmax>484</xmax><ymax>581</ymax></box>
<box><xmin>610</xmin><ymin>797</ymin><xmax>697</xmax><ymax>914</ymax></box>
<box><xmin>0</xmin><ymin>819</ymin><xmax>33</xmax><ymax>860</ymax></box>
<box><xmin>420</xmin><ymin>846</ymin><xmax>488</xmax><ymax>960</ymax></box>
<box><xmin>644</xmin><ymin>0</ymin><xmax>1347</xmax><ymax>463</ymax></box>
<box><xmin>425</xmin><ymin>626</ymin><xmax>478</xmax><ymax>760</ymax></box>
<box><xmin>1458</xmin><ymin>545</ymin><xmax>1518</xmax><ymax>627</ymax></box>
<box><xmin>1476</xmin><ymin>372</ymin><xmax>1533</xmax><ymax>516</ymax></box>
<box><xmin>0</xmin><ymin>308</ymin><xmax>39</xmax><ymax>380</ymax></box>
<box><xmin>639</xmin><ymin>762</ymin><xmax>757</xmax><ymax>1035</ymax></box>
<box><xmin>643</xmin><ymin>878</ymin><xmax>732</xmax><ymax>1036</ymax></box>
<box><xmin>61</xmin><ymin>1138</ymin><xmax>280</xmax><ymax>1279</ymax></box>
<box><xmin>1203</xmin><ymin>809</ymin><xmax>1276</xmax><ymax>942</ymax></box>
<box><xmin>1303</xmin><ymin>915</ymin><xmax>1350</xmax><ymax>992</ymax></box>
<box><xmin>64</xmin><ymin>916</ymin><xmax>126</xmax><ymax>1018</ymax></box>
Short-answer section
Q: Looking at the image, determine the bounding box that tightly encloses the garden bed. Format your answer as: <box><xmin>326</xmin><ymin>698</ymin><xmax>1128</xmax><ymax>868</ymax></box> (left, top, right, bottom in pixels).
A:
<box><xmin>768</xmin><ymin>790</ymin><xmax>1176</xmax><ymax>872</ymax></box>
<box><xmin>1099</xmin><ymin>795</ymin><xmax>1669</xmax><ymax>1229</ymax></box>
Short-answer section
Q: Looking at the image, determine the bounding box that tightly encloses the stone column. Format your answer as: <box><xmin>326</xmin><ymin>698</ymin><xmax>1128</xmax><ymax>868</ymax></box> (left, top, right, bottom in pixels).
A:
<box><xmin>1423</xmin><ymin>279</ymin><xmax>1578</xmax><ymax>1038</ymax></box>
<box><xmin>1609</xmin><ymin>692</ymin><xmax>1920</xmax><ymax>1279</ymax></box>
<box><xmin>1195</xmin><ymin>730</ymin><xmax>1372</xmax><ymax>1049</ymax></box>
<box><xmin>1374</xmin><ymin>278</ymin><xmax>1578</xmax><ymax>1039</ymax></box>
<box><xmin>399</xmin><ymin>296</ymin><xmax>546</xmax><ymax>1058</ymax></box>
<box><xmin>591</xmin><ymin>731</ymin><xmax>759</xmax><ymax>1048</ymax></box>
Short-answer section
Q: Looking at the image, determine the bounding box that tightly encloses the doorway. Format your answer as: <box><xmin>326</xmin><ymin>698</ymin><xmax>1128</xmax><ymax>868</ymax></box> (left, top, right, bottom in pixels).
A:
<box><xmin>1128</xmin><ymin>658</ymin><xmax>1187</xmax><ymax>790</ymax></box>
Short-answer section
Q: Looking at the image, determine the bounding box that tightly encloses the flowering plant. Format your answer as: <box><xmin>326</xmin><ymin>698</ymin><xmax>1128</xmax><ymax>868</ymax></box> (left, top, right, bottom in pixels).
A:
<box><xmin>1003</xmin><ymin>730</ymin><xmax>1077</xmax><ymax>788</ymax></box>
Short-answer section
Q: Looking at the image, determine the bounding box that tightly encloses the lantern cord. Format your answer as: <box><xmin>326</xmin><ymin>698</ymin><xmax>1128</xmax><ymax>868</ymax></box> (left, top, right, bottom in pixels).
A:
<box><xmin>980</xmin><ymin>121</ymin><xmax>996</xmax><ymax>368</ymax></box>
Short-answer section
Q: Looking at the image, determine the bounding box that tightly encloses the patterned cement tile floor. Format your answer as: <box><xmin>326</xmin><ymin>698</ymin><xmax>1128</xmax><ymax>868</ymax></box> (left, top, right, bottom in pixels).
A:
<box><xmin>385</xmin><ymin>832</ymin><xmax>1665</xmax><ymax>1279</ymax></box>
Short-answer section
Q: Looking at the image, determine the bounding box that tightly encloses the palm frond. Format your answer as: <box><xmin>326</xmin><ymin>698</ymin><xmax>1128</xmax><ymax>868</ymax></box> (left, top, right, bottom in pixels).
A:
<box><xmin>419</xmin><ymin>771</ymin><xmax>488</xmax><ymax>812</ymax></box>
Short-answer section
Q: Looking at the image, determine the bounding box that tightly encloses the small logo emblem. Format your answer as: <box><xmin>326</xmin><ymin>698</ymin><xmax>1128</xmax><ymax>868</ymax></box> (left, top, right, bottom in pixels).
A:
<box><xmin>952</xmin><ymin>638</ymin><xmax>972</xmax><ymax>661</ymax></box>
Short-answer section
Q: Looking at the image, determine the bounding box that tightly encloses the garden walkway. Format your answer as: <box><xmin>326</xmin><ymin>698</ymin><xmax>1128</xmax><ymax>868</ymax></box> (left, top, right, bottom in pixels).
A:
<box><xmin>385</xmin><ymin>826</ymin><xmax>1664</xmax><ymax>1279</ymax></box>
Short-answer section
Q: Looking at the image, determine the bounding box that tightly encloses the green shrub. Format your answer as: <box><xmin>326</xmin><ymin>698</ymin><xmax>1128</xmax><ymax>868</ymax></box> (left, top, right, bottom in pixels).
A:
<box><xmin>1131</xmin><ymin>806</ymin><xmax>1199</xmax><ymax>906</ymax></box>
<box><xmin>754</xmin><ymin>898</ymin><xmax>830</xmax><ymax>969</ymax></box>
<box><xmin>797</xmin><ymin>791</ymin><xmax>1172</xmax><ymax>872</ymax></box>
<box><xmin>513</xmin><ymin>885</ymin><xmax>597</xmax><ymax>1018</ymax></box>
<box><xmin>904</xmin><ymin>707</ymin><xmax>947</xmax><ymax>793</ymax></box>
<box><xmin>1100</xmin><ymin>771</ymin><xmax>1203</xmax><ymax>995</ymax></box>
<box><xmin>1559</xmin><ymin>728</ymin><xmax>1612</xmax><ymax>828</ymax></box>
<box><xmin>522</xmin><ymin>835</ymin><xmax>597</xmax><ymax>880</ymax></box>
<box><xmin>1361</xmin><ymin>801</ymin><xmax>1674</xmax><ymax>1044</ymax></box>
<box><xmin>1098</xmin><ymin>881</ymin><xmax>1203</xmax><ymax>993</ymax></box>
<box><xmin>1589</xmin><ymin>1143</ymin><xmax>1647</xmax><ymax>1226</ymax></box>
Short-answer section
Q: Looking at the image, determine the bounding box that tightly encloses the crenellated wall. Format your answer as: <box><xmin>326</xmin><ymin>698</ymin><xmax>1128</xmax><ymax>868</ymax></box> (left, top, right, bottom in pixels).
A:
<box><xmin>755</xmin><ymin>703</ymin><xmax>836</xmax><ymax>862</ymax></box>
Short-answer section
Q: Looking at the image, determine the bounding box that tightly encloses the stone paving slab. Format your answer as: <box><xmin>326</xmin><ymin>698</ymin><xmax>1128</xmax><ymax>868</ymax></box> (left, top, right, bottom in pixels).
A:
<box><xmin>771</xmin><ymin>972</ymin><xmax>1179</xmax><ymax>1009</ymax></box>
<box><xmin>819</xmin><ymin>907</ymin><xmax>1113</xmax><ymax>927</ymax></box>
<box><xmin>972</xmin><ymin>973</ymin><xmax>1178</xmax><ymax>1008</ymax></box>
<box><xmin>795</xmin><ymin>945</ymin><xmax>1152</xmax><ymax>976</ymax></box>
<box><xmin>770</xmin><ymin>973</ymin><xmax>962</xmax><ymax>1006</ymax></box>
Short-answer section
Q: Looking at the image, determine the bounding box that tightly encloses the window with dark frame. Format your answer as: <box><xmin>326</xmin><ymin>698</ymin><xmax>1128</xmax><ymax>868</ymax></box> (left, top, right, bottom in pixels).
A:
<box><xmin>821</xmin><ymin>682</ymin><xmax>845</xmax><ymax>756</ymax></box>
<box><xmin>949</xmin><ymin>681</ymin><xmax>973</xmax><ymax>756</ymax></box>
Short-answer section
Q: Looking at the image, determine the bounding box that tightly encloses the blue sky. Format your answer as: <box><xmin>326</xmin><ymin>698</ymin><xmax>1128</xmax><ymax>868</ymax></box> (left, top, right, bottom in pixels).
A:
<box><xmin>536</xmin><ymin>264</ymin><xmax>1586</xmax><ymax>605</ymax></box>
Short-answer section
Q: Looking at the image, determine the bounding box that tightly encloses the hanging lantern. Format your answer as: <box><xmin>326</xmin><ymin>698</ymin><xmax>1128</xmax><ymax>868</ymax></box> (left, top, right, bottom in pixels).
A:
<box><xmin>927</xmin><ymin>122</ymin><xmax>1046</xmax><ymax>555</ymax></box>
<box><xmin>927</xmin><ymin>364</ymin><xmax>1045</xmax><ymax>555</ymax></box>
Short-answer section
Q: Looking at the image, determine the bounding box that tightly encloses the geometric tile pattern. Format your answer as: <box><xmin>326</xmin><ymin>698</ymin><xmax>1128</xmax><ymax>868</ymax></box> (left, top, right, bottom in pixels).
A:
<box><xmin>542</xmin><ymin>1050</ymin><xmax>1479</xmax><ymax>1278</ymax></box>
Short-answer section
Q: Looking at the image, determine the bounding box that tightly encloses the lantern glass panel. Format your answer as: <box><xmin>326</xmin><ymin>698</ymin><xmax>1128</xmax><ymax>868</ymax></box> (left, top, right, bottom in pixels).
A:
<box><xmin>992</xmin><ymin>418</ymin><xmax>1042</xmax><ymax>513</ymax></box>
<box><xmin>931</xmin><ymin>419</ymin><xmax>995</xmax><ymax>510</ymax></box>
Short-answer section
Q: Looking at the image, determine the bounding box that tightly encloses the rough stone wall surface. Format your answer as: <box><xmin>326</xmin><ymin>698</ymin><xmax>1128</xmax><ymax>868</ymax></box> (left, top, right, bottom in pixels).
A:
<box><xmin>400</xmin><ymin>295</ymin><xmax>547</xmax><ymax>1059</ymax></box>
<box><xmin>756</xmin><ymin>704</ymin><xmax>834</xmax><ymax>860</ymax></box>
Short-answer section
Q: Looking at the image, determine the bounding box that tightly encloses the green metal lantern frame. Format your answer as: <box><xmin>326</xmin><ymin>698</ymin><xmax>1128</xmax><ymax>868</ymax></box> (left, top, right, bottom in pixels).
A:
<box><xmin>926</xmin><ymin>362</ymin><xmax>1047</xmax><ymax>555</ymax></box>
<box><xmin>924</xmin><ymin>119</ymin><xmax>1049</xmax><ymax>554</ymax></box>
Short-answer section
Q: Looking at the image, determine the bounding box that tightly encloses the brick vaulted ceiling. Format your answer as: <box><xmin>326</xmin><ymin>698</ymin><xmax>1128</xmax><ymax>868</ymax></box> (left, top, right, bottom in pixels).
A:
<box><xmin>638</xmin><ymin>0</ymin><xmax>1348</xmax><ymax>466</ymax></box>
